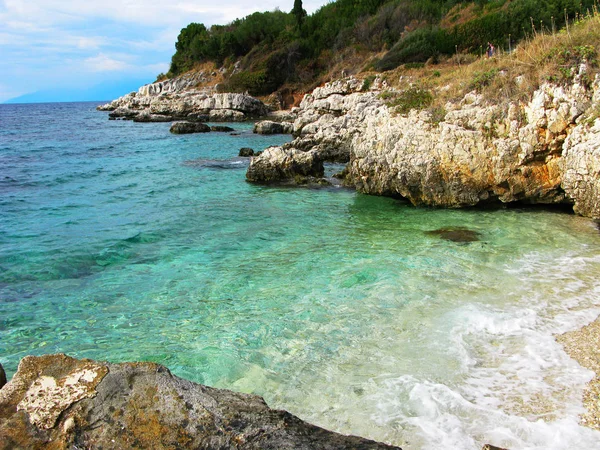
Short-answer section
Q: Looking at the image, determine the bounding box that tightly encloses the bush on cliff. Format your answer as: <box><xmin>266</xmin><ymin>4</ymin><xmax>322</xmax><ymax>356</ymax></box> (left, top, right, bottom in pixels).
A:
<box><xmin>165</xmin><ymin>0</ymin><xmax>598</xmax><ymax>94</ymax></box>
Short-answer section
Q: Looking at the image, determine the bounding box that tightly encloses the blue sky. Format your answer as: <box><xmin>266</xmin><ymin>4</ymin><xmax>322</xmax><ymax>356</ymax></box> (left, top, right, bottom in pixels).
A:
<box><xmin>0</xmin><ymin>0</ymin><xmax>327</xmax><ymax>103</ymax></box>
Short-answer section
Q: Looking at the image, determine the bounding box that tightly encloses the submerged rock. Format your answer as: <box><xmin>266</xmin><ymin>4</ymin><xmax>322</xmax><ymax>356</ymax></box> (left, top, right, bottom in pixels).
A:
<box><xmin>426</xmin><ymin>227</ymin><xmax>481</xmax><ymax>243</ymax></box>
<box><xmin>211</xmin><ymin>125</ymin><xmax>235</xmax><ymax>132</ymax></box>
<box><xmin>0</xmin><ymin>363</ymin><xmax>5</xmax><ymax>389</ymax></box>
<box><xmin>239</xmin><ymin>147</ymin><xmax>255</xmax><ymax>157</ymax></box>
<box><xmin>170</xmin><ymin>121</ymin><xmax>211</xmax><ymax>134</ymax></box>
<box><xmin>0</xmin><ymin>354</ymin><xmax>400</xmax><ymax>449</ymax></box>
<box><xmin>246</xmin><ymin>147</ymin><xmax>324</xmax><ymax>183</ymax></box>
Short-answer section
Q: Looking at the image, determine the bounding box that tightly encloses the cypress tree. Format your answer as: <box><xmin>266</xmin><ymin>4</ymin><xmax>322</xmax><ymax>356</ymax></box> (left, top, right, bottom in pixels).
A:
<box><xmin>292</xmin><ymin>0</ymin><xmax>307</xmax><ymax>29</ymax></box>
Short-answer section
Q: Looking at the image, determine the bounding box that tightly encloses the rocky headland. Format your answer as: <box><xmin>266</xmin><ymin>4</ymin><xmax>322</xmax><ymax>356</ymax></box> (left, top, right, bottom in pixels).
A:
<box><xmin>247</xmin><ymin>72</ymin><xmax>600</xmax><ymax>219</ymax></box>
<box><xmin>0</xmin><ymin>355</ymin><xmax>399</xmax><ymax>449</ymax></box>
<box><xmin>97</xmin><ymin>72</ymin><xmax>269</xmax><ymax>123</ymax></box>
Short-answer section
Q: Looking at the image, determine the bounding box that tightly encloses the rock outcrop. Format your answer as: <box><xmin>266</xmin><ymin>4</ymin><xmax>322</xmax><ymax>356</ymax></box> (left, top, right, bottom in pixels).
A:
<box><xmin>349</xmin><ymin>78</ymin><xmax>596</xmax><ymax>211</ymax></box>
<box><xmin>0</xmin><ymin>354</ymin><xmax>400</xmax><ymax>450</ymax></box>
<box><xmin>247</xmin><ymin>73</ymin><xmax>600</xmax><ymax>218</ymax></box>
<box><xmin>247</xmin><ymin>147</ymin><xmax>324</xmax><ymax>183</ymax></box>
<box><xmin>253</xmin><ymin>120</ymin><xmax>294</xmax><ymax>135</ymax></box>
<box><xmin>170</xmin><ymin>121</ymin><xmax>211</xmax><ymax>134</ymax></box>
<box><xmin>98</xmin><ymin>73</ymin><xmax>269</xmax><ymax>123</ymax></box>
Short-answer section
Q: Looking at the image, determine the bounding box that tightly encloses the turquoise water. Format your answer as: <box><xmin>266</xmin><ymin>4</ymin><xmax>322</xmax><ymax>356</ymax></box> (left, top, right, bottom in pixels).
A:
<box><xmin>2</xmin><ymin>102</ymin><xmax>600</xmax><ymax>449</ymax></box>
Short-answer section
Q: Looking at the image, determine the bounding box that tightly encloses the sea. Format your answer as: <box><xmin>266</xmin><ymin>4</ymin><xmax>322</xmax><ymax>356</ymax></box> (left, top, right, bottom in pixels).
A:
<box><xmin>1</xmin><ymin>101</ymin><xmax>600</xmax><ymax>449</ymax></box>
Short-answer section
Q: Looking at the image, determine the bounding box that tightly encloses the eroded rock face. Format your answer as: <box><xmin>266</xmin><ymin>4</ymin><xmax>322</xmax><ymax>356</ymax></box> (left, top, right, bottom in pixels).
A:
<box><xmin>349</xmin><ymin>78</ymin><xmax>598</xmax><ymax>211</ymax></box>
<box><xmin>266</xmin><ymin>73</ymin><xmax>600</xmax><ymax>217</ymax></box>
<box><xmin>246</xmin><ymin>147</ymin><xmax>324</xmax><ymax>183</ymax></box>
<box><xmin>562</xmin><ymin>116</ymin><xmax>600</xmax><ymax>218</ymax></box>
<box><xmin>0</xmin><ymin>354</ymin><xmax>399</xmax><ymax>450</ymax></box>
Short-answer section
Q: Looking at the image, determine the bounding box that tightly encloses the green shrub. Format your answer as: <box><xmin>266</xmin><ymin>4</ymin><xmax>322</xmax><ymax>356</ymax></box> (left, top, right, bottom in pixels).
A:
<box><xmin>383</xmin><ymin>87</ymin><xmax>434</xmax><ymax>114</ymax></box>
<box><xmin>471</xmin><ymin>69</ymin><xmax>499</xmax><ymax>90</ymax></box>
<box><xmin>428</xmin><ymin>106</ymin><xmax>447</xmax><ymax>124</ymax></box>
<box><xmin>361</xmin><ymin>75</ymin><xmax>377</xmax><ymax>91</ymax></box>
<box><xmin>375</xmin><ymin>27</ymin><xmax>454</xmax><ymax>71</ymax></box>
<box><xmin>219</xmin><ymin>70</ymin><xmax>267</xmax><ymax>95</ymax></box>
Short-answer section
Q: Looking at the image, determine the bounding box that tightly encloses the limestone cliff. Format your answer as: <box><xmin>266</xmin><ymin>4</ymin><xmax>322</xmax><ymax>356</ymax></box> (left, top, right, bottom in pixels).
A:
<box><xmin>247</xmin><ymin>73</ymin><xmax>600</xmax><ymax>219</ymax></box>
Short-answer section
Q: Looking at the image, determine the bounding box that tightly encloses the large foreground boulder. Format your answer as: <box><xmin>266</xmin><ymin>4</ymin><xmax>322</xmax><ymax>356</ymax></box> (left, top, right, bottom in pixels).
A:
<box><xmin>0</xmin><ymin>354</ymin><xmax>400</xmax><ymax>449</ymax></box>
<box><xmin>246</xmin><ymin>147</ymin><xmax>324</xmax><ymax>183</ymax></box>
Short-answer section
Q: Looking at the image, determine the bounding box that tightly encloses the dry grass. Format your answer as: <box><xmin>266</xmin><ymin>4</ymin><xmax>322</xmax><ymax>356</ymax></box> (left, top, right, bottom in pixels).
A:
<box><xmin>370</xmin><ymin>7</ymin><xmax>600</xmax><ymax>109</ymax></box>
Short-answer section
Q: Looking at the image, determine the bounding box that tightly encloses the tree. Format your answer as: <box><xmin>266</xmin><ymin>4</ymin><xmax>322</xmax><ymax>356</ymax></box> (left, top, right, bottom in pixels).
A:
<box><xmin>292</xmin><ymin>0</ymin><xmax>307</xmax><ymax>29</ymax></box>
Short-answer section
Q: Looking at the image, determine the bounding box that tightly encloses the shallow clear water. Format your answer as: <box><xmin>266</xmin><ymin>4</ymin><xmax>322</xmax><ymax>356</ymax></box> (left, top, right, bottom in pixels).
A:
<box><xmin>1</xmin><ymin>102</ymin><xmax>600</xmax><ymax>449</ymax></box>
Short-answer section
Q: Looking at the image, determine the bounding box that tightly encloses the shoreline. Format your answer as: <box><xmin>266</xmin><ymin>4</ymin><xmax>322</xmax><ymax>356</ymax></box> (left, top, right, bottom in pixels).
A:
<box><xmin>557</xmin><ymin>314</ymin><xmax>600</xmax><ymax>430</ymax></box>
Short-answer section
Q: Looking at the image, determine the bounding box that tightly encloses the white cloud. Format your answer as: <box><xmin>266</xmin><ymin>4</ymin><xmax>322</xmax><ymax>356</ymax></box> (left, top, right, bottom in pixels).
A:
<box><xmin>84</xmin><ymin>53</ymin><xmax>130</xmax><ymax>72</ymax></box>
<box><xmin>0</xmin><ymin>0</ymin><xmax>330</xmax><ymax>100</ymax></box>
<box><xmin>77</xmin><ymin>37</ymin><xmax>104</xmax><ymax>49</ymax></box>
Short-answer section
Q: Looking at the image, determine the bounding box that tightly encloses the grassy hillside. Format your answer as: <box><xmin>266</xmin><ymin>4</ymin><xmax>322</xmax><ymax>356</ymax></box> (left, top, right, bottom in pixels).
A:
<box><xmin>164</xmin><ymin>0</ymin><xmax>599</xmax><ymax>99</ymax></box>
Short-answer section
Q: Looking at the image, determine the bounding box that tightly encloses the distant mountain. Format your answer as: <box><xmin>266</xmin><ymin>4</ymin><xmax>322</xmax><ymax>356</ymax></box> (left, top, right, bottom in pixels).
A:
<box><xmin>3</xmin><ymin>78</ymin><xmax>152</xmax><ymax>104</ymax></box>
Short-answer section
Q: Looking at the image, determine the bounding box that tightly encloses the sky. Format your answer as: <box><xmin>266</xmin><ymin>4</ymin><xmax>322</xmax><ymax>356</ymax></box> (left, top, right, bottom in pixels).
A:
<box><xmin>0</xmin><ymin>0</ymin><xmax>328</xmax><ymax>103</ymax></box>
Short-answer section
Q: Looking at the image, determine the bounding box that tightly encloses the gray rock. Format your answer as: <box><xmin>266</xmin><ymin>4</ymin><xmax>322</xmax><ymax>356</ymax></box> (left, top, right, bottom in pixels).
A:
<box><xmin>0</xmin><ymin>363</ymin><xmax>6</xmax><ymax>389</ymax></box>
<box><xmin>211</xmin><ymin>125</ymin><xmax>235</xmax><ymax>132</ymax></box>
<box><xmin>133</xmin><ymin>112</ymin><xmax>173</xmax><ymax>123</ymax></box>
<box><xmin>253</xmin><ymin>120</ymin><xmax>294</xmax><ymax>135</ymax></box>
<box><xmin>170</xmin><ymin>121</ymin><xmax>211</xmax><ymax>134</ymax></box>
<box><xmin>0</xmin><ymin>354</ymin><xmax>400</xmax><ymax>450</ymax></box>
<box><xmin>239</xmin><ymin>147</ymin><xmax>255</xmax><ymax>157</ymax></box>
<box><xmin>209</xmin><ymin>109</ymin><xmax>246</xmax><ymax>122</ymax></box>
<box><xmin>246</xmin><ymin>147</ymin><xmax>324</xmax><ymax>183</ymax></box>
<box><xmin>97</xmin><ymin>81</ymin><xmax>269</xmax><ymax>122</ymax></box>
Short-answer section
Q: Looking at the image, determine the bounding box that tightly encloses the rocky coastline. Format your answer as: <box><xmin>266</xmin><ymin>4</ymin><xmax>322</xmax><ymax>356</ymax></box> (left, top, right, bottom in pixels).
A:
<box><xmin>0</xmin><ymin>355</ymin><xmax>400</xmax><ymax>449</ymax></box>
<box><xmin>246</xmin><ymin>73</ymin><xmax>600</xmax><ymax>219</ymax></box>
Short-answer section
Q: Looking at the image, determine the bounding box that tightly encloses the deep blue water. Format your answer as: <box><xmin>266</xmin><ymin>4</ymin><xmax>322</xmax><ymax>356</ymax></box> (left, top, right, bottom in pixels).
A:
<box><xmin>1</xmin><ymin>102</ymin><xmax>600</xmax><ymax>449</ymax></box>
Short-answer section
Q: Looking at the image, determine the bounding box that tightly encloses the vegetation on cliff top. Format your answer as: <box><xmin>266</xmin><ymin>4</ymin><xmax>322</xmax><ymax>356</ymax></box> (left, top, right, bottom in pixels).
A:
<box><xmin>165</xmin><ymin>0</ymin><xmax>599</xmax><ymax>98</ymax></box>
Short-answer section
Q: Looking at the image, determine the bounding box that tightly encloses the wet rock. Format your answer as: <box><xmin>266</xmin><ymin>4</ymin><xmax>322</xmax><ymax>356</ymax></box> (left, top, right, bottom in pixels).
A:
<box><xmin>426</xmin><ymin>227</ymin><xmax>481</xmax><ymax>243</ymax></box>
<box><xmin>0</xmin><ymin>363</ymin><xmax>6</xmax><ymax>389</ymax></box>
<box><xmin>253</xmin><ymin>120</ymin><xmax>294</xmax><ymax>135</ymax></box>
<box><xmin>239</xmin><ymin>147</ymin><xmax>255</xmax><ymax>157</ymax></box>
<box><xmin>210</xmin><ymin>125</ymin><xmax>235</xmax><ymax>132</ymax></box>
<box><xmin>0</xmin><ymin>354</ymin><xmax>400</xmax><ymax>450</ymax></box>
<box><xmin>133</xmin><ymin>112</ymin><xmax>173</xmax><ymax>123</ymax></box>
<box><xmin>170</xmin><ymin>121</ymin><xmax>211</xmax><ymax>134</ymax></box>
<box><xmin>246</xmin><ymin>147</ymin><xmax>324</xmax><ymax>183</ymax></box>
